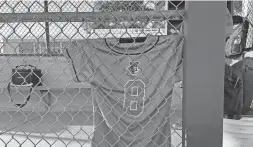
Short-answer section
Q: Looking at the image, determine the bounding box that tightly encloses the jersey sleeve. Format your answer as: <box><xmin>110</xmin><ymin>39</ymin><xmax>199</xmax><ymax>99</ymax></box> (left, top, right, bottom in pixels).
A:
<box><xmin>174</xmin><ymin>35</ymin><xmax>184</xmax><ymax>83</ymax></box>
<box><xmin>64</xmin><ymin>40</ymin><xmax>94</xmax><ymax>83</ymax></box>
<box><xmin>175</xmin><ymin>61</ymin><xmax>183</xmax><ymax>83</ymax></box>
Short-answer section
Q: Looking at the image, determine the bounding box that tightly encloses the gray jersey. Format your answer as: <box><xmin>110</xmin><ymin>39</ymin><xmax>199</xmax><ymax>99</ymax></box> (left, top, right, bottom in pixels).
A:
<box><xmin>65</xmin><ymin>34</ymin><xmax>183</xmax><ymax>147</ymax></box>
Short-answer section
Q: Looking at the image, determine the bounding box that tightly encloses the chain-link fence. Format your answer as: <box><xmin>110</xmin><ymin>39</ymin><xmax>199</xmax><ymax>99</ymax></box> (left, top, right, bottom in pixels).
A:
<box><xmin>0</xmin><ymin>1</ymin><xmax>185</xmax><ymax>147</ymax></box>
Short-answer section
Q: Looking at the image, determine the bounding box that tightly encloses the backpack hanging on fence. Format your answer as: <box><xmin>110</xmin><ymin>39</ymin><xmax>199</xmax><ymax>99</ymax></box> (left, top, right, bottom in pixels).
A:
<box><xmin>11</xmin><ymin>64</ymin><xmax>42</xmax><ymax>86</ymax></box>
<box><xmin>8</xmin><ymin>64</ymin><xmax>43</xmax><ymax>108</ymax></box>
<box><xmin>225</xmin><ymin>23</ymin><xmax>244</xmax><ymax>59</ymax></box>
<box><xmin>224</xmin><ymin>64</ymin><xmax>243</xmax><ymax>119</ymax></box>
<box><xmin>232</xmin><ymin>57</ymin><xmax>253</xmax><ymax>115</ymax></box>
<box><xmin>225</xmin><ymin>14</ymin><xmax>252</xmax><ymax>59</ymax></box>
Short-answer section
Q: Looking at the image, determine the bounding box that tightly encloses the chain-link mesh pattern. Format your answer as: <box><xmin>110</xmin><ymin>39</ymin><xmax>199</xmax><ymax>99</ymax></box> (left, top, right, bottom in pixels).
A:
<box><xmin>0</xmin><ymin>1</ymin><xmax>185</xmax><ymax>146</ymax></box>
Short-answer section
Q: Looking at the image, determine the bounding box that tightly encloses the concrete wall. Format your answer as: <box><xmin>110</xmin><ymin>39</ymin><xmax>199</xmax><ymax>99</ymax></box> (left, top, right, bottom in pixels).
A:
<box><xmin>2</xmin><ymin>40</ymin><xmax>18</xmax><ymax>54</ymax></box>
<box><xmin>0</xmin><ymin>56</ymin><xmax>92</xmax><ymax>112</ymax></box>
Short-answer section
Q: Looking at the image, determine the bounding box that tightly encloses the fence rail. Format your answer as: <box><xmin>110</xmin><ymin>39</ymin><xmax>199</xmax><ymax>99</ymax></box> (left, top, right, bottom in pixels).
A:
<box><xmin>0</xmin><ymin>10</ymin><xmax>185</xmax><ymax>23</ymax></box>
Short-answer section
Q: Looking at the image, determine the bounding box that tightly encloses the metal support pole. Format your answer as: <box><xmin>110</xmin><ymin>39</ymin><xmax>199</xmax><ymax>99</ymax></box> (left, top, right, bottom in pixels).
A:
<box><xmin>184</xmin><ymin>1</ymin><xmax>225</xmax><ymax>147</ymax></box>
<box><xmin>44</xmin><ymin>0</ymin><xmax>50</xmax><ymax>55</ymax></box>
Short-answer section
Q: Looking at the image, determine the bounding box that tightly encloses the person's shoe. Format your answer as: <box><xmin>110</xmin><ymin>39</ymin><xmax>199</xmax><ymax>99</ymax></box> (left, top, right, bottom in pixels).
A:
<box><xmin>224</xmin><ymin>115</ymin><xmax>234</xmax><ymax>119</ymax></box>
<box><xmin>224</xmin><ymin>114</ymin><xmax>242</xmax><ymax>120</ymax></box>
<box><xmin>233</xmin><ymin>115</ymin><xmax>242</xmax><ymax>120</ymax></box>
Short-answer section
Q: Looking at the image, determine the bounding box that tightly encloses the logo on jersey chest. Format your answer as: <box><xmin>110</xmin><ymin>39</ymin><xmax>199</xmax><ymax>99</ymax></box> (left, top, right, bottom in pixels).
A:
<box><xmin>127</xmin><ymin>61</ymin><xmax>140</xmax><ymax>75</ymax></box>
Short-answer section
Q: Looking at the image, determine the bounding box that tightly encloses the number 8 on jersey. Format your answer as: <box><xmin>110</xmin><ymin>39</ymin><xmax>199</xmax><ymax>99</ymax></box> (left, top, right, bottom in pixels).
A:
<box><xmin>124</xmin><ymin>79</ymin><xmax>145</xmax><ymax>117</ymax></box>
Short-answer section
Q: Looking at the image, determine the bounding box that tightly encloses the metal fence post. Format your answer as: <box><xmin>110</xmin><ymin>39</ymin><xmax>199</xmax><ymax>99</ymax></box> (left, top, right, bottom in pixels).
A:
<box><xmin>184</xmin><ymin>1</ymin><xmax>226</xmax><ymax>147</ymax></box>
<box><xmin>44</xmin><ymin>0</ymin><xmax>50</xmax><ymax>55</ymax></box>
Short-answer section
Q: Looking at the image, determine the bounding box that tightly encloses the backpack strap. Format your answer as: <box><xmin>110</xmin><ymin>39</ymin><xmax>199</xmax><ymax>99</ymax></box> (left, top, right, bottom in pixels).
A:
<box><xmin>7</xmin><ymin>82</ymin><xmax>33</xmax><ymax>108</ymax></box>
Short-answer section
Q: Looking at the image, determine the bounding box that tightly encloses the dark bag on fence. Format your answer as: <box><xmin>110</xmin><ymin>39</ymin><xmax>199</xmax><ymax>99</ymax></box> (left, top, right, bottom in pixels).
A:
<box><xmin>224</xmin><ymin>64</ymin><xmax>243</xmax><ymax>119</ymax></box>
<box><xmin>11</xmin><ymin>64</ymin><xmax>42</xmax><ymax>86</ymax></box>
<box><xmin>232</xmin><ymin>57</ymin><xmax>253</xmax><ymax>115</ymax></box>
<box><xmin>225</xmin><ymin>24</ymin><xmax>244</xmax><ymax>59</ymax></box>
<box><xmin>8</xmin><ymin>64</ymin><xmax>43</xmax><ymax>108</ymax></box>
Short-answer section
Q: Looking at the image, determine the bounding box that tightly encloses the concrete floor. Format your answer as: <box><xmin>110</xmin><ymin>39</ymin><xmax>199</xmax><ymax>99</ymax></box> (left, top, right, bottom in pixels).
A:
<box><xmin>0</xmin><ymin>82</ymin><xmax>184</xmax><ymax>147</ymax></box>
<box><xmin>0</xmin><ymin>110</ymin><xmax>183</xmax><ymax>147</ymax></box>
